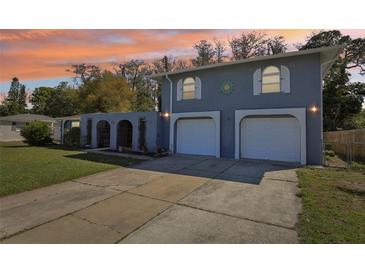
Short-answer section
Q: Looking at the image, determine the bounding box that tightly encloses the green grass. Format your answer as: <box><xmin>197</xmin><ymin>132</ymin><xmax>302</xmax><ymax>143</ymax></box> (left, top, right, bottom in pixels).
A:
<box><xmin>297</xmin><ymin>164</ymin><xmax>365</xmax><ymax>243</ymax></box>
<box><xmin>0</xmin><ymin>142</ymin><xmax>142</xmax><ymax>197</ymax></box>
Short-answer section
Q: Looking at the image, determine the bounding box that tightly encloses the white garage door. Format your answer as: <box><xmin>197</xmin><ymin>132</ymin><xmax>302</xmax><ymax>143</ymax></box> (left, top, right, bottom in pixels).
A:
<box><xmin>241</xmin><ymin>117</ymin><xmax>300</xmax><ymax>162</ymax></box>
<box><xmin>176</xmin><ymin>118</ymin><xmax>216</xmax><ymax>156</ymax></box>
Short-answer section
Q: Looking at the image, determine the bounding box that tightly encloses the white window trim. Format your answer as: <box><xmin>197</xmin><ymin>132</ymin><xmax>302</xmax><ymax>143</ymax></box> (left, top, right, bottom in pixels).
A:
<box><xmin>169</xmin><ymin>111</ymin><xmax>220</xmax><ymax>158</ymax></box>
<box><xmin>234</xmin><ymin>108</ymin><xmax>306</xmax><ymax>164</ymax></box>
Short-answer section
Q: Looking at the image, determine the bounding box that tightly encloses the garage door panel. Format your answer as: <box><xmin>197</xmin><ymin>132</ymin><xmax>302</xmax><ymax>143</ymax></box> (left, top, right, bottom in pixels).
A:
<box><xmin>241</xmin><ymin>117</ymin><xmax>300</xmax><ymax>162</ymax></box>
<box><xmin>177</xmin><ymin>119</ymin><xmax>216</xmax><ymax>156</ymax></box>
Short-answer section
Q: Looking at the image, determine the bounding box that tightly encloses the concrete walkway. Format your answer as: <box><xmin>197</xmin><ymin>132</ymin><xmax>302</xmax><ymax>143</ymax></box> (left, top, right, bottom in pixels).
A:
<box><xmin>0</xmin><ymin>155</ymin><xmax>301</xmax><ymax>244</ymax></box>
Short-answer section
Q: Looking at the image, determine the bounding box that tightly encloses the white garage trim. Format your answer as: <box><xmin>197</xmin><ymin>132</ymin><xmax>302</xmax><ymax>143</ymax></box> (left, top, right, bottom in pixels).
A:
<box><xmin>170</xmin><ymin>111</ymin><xmax>220</xmax><ymax>158</ymax></box>
<box><xmin>235</xmin><ymin>108</ymin><xmax>306</xmax><ymax>164</ymax></box>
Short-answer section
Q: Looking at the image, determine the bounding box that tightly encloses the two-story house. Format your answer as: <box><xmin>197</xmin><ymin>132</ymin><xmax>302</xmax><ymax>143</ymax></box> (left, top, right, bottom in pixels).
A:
<box><xmin>151</xmin><ymin>45</ymin><xmax>342</xmax><ymax>165</ymax></box>
<box><xmin>80</xmin><ymin>46</ymin><xmax>342</xmax><ymax>166</ymax></box>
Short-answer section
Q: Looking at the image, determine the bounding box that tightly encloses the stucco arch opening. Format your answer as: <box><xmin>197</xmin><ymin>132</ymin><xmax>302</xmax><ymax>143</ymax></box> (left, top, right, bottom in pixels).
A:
<box><xmin>97</xmin><ymin>120</ymin><xmax>111</xmax><ymax>148</ymax></box>
<box><xmin>116</xmin><ymin>120</ymin><xmax>133</xmax><ymax>151</ymax></box>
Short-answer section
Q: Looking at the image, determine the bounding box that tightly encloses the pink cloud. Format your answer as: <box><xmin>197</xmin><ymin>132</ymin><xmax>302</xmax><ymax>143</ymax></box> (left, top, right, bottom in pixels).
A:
<box><xmin>0</xmin><ymin>29</ymin><xmax>364</xmax><ymax>82</ymax></box>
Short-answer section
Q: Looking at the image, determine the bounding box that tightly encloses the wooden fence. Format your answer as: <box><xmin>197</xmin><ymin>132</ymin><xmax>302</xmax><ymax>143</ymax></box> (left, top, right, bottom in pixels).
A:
<box><xmin>324</xmin><ymin>129</ymin><xmax>365</xmax><ymax>161</ymax></box>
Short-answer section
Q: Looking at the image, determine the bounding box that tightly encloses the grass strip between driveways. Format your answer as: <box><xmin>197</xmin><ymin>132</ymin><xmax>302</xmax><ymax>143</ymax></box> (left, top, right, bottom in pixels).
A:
<box><xmin>297</xmin><ymin>164</ymin><xmax>365</xmax><ymax>243</ymax></box>
<box><xmin>0</xmin><ymin>142</ymin><xmax>142</xmax><ymax>197</ymax></box>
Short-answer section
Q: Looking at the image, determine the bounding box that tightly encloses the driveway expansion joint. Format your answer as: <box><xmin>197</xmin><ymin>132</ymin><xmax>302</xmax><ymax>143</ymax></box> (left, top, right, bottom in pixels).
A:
<box><xmin>117</xmin><ymin>161</ymin><xmax>245</xmax><ymax>242</ymax></box>
<box><xmin>71</xmin><ymin>213</ymin><xmax>122</xmax><ymax>236</ymax></box>
<box><xmin>176</xmin><ymin>203</ymin><xmax>297</xmax><ymax>231</ymax></box>
<box><xmin>71</xmin><ymin>180</ymin><xmax>113</xmax><ymax>189</ymax></box>
<box><xmin>114</xmin><ymin>200</ymin><xmax>174</xmax><ymax>243</ymax></box>
<box><xmin>0</xmin><ymin>191</ymin><xmax>124</xmax><ymax>241</ymax></box>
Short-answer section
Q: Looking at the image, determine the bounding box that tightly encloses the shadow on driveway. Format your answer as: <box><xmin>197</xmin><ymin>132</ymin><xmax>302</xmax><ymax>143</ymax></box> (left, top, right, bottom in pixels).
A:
<box><xmin>66</xmin><ymin>151</ymin><xmax>298</xmax><ymax>185</ymax></box>
<box><xmin>126</xmin><ymin>155</ymin><xmax>299</xmax><ymax>185</ymax></box>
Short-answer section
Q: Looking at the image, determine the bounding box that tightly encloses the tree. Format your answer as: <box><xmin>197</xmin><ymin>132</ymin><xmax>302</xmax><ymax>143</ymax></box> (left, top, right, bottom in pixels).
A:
<box><xmin>322</xmin><ymin>67</ymin><xmax>365</xmax><ymax>130</ymax></box>
<box><xmin>229</xmin><ymin>31</ymin><xmax>266</xmax><ymax>60</ymax></box>
<box><xmin>299</xmin><ymin>30</ymin><xmax>364</xmax><ymax>74</ymax></box>
<box><xmin>78</xmin><ymin>71</ymin><xmax>134</xmax><ymax>113</ymax></box>
<box><xmin>118</xmin><ymin>59</ymin><xmax>145</xmax><ymax>91</ymax></box>
<box><xmin>152</xmin><ymin>56</ymin><xmax>191</xmax><ymax>73</ymax></box>
<box><xmin>265</xmin><ymin>36</ymin><xmax>287</xmax><ymax>55</ymax></box>
<box><xmin>67</xmin><ymin>64</ymin><xmax>102</xmax><ymax>84</ymax></box>
<box><xmin>132</xmin><ymin>81</ymin><xmax>156</xmax><ymax>112</ymax></box>
<box><xmin>117</xmin><ymin>60</ymin><xmax>160</xmax><ymax>111</ymax></box>
<box><xmin>174</xmin><ymin>59</ymin><xmax>191</xmax><ymax>71</ymax></box>
<box><xmin>30</xmin><ymin>87</ymin><xmax>54</xmax><ymax>115</ymax></box>
<box><xmin>153</xmin><ymin>56</ymin><xmax>170</xmax><ymax>73</ymax></box>
<box><xmin>343</xmin><ymin>110</ymin><xmax>365</xmax><ymax>130</ymax></box>
<box><xmin>49</xmin><ymin>82</ymin><xmax>80</xmax><ymax>117</ymax></box>
<box><xmin>30</xmin><ymin>83</ymin><xmax>80</xmax><ymax>117</ymax></box>
<box><xmin>299</xmin><ymin>30</ymin><xmax>350</xmax><ymax>49</ymax></box>
<box><xmin>299</xmin><ymin>30</ymin><xmax>365</xmax><ymax>130</ymax></box>
<box><xmin>343</xmin><ymin>38</ymin><xmax>365</xmax><ymax>75</ymax></box>
<box><xmin>213</xmin><ymin>39</ymin><xmax>227</xmax><ymax>63</ymax></box>
<box><xmin>0</xmin><ymin>104</ymin><xmax>8</xmax><ymax>116</ymax></box>
<box><xmin>191</xmin><ymin>40</ymin><xmax>216</xmax><ymax>66</ymax></box>
<box><xmin>2</xmin><ymin>77</ymin><xmax>27</xmax><ymax>115</ymax></box>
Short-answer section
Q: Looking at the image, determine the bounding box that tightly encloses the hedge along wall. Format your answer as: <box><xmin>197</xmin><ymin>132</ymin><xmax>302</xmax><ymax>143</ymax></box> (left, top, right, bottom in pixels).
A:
<box><xmin>324</xmin><ymin>129</ymin><xmax>365</xmax><ymax>161</ymax></box>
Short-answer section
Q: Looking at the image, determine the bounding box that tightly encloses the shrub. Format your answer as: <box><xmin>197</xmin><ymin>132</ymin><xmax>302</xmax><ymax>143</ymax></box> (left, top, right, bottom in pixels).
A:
<box><xmin>64</xmin><ymin>127</ymin><xmax>80</xmax><ymax>147</ymax></box>
<box><xmin>20</xmin><ymin>121</ymin><xmax>52</xmax><ymax>145</ymax></box>
<box><xmin>342</xmin><ymin>111</ymin><xmax>365</xmax><ymax>130</ymax></box>
<box><xmin>325</xmin><ymin>150</ymin><xmax>336</xmax><ymax>157</ymax></box>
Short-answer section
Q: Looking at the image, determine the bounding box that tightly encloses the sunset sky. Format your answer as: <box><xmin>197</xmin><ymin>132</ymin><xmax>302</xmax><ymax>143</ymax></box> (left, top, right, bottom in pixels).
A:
<box><xmin>0</xmin><ymin>29</ymin><xmax>364</xmax><ymax>96</ymax></box>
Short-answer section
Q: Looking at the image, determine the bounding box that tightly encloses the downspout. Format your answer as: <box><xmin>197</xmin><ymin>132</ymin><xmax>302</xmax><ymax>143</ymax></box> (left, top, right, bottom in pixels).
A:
<box><xmin>320</xmin><ymin>54</ymin><xmax>339</xmax><ymax>164</ymax></box>
<box><xmin>165</xmin><ymin>74</ymin><xmax>173</xmax><ymax>153</ymax></box>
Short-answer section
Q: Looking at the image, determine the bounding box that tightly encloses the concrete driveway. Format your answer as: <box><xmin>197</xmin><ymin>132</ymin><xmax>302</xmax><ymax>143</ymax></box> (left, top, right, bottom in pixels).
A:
<box><xmin>0</xmin><ymin>155</ymin><xmax>301</xmax><ymax>244</ymax></box>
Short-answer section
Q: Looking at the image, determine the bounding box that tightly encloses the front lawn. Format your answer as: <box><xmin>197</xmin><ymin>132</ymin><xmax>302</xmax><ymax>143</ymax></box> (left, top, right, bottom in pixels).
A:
<box><xmin>0</xmin><ymin>142</ymin><xmax>142</xmax><ymax>197</ymax></box>
<box><xmin>297</xmin><ymin>164</ymin><xmax>365</xmax><ymax>243</ymax></box>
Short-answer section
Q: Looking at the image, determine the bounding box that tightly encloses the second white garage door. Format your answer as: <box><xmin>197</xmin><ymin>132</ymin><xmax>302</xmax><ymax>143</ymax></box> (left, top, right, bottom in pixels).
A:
<box><xmin>241</xmin><ymin>117</ymin><xmax>301</xmax><ymax>162</ymax></box>
<box><xmin>176</xmin><ymin>118</ymin><xmax>216</xmax><ymax>156</ymax></box>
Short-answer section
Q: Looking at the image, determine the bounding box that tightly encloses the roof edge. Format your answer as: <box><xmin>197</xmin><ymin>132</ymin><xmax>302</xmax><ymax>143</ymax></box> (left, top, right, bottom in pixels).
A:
<box><xmin>150</xmin><ymin>45</ymin><xmax>344</xmax><ymax>80</ymax></box>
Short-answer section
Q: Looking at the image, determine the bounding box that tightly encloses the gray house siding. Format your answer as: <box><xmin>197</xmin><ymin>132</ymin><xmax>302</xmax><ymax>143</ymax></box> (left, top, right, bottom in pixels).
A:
<box><xmin>80</xmin><ymin>112</ymin><xmax>161</xmax><ymax>153</ymax></box>
<box><xmin>0</xmin><ymin>121</ymin><xmax>26</xmax><ymax>141</ymax></box>
<box><xmin>160</xmin><ymin>53</ymin><xmax>323</xmax><ymax>164</ymax></box>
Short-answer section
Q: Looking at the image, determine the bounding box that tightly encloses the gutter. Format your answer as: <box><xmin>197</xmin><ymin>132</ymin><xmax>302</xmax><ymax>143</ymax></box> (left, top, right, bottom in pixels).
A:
<box><xmin>320</xmin><ymin>57</ymin><xmax>339</xmax><ymax>79</ymax></box>
<box><xmin>165</xmin><ymin>74</ymin><xmax>174</xmax><ymax>153</ymax></box>
<box><xmin>165</xmin><ymin>74</ymin><xmax>173</xmax><ymax>114</ymax></box>
<box><xmin>320</xmin><ymin>47</ymin><xmax>343</xmax><ymax>79</ymax></box>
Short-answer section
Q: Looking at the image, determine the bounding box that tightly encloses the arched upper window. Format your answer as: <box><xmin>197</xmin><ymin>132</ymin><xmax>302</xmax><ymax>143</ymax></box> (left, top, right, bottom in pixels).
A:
<box><xmin>183</xmin><ymin>77</ymin><xmax>196</xmax><ymax>99</ymax></box>
<box><xmin>262</xmin><ymin>66</ymin><xmax>280</xmax><ymax>93</ymax></box>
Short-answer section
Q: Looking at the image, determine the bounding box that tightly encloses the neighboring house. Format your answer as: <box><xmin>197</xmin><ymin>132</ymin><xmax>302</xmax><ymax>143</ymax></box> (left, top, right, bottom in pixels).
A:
<box><xmin>80</xmin><ymin>46</ymin><xmax>342</xmax><ymax>165</ymax></box>
<box><xmin>0</xmin><ymin>114</ymin><xmax>56</xmax><ymax>142</ymax></box>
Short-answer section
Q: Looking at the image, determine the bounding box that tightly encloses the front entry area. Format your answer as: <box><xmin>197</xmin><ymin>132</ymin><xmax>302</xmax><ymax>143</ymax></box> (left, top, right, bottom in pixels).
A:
<box><xmin>240</xmin><ymin>116</ymin><xmax>301</xmax><ymax>163</ymax></box>
<box><xmin>176</xmin><ymin>118</ymin><xmax>216</xmax><ymax>156</ymax></box>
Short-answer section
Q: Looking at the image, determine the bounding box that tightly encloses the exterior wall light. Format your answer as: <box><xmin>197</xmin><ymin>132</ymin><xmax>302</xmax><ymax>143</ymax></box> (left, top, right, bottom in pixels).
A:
<box><xmin>310</xmin><ymin>106</ymin><xmax>319</xmax><ymax>113</ymax></box>
<box><xmin>163</xmin><ymin>112</ymin><xmax>170</xmax><ymax>118</ymax></box>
